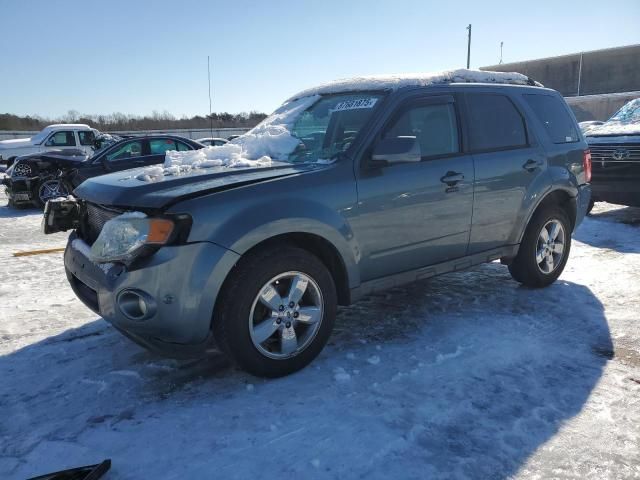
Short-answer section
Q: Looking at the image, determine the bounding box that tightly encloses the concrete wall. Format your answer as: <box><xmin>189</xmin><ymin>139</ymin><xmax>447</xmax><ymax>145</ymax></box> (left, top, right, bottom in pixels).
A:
<box><xmin>0</xmin><ymin>127</ymin><xmax>250</xmax><ymax>141</ymax></box>
<box><xmin>483</xmin><ymin>44</ymin><xmax>640</xmax><ymax>97</ymax></box>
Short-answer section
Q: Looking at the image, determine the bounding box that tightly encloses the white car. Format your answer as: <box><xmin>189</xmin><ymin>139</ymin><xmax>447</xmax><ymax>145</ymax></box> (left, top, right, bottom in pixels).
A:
<box><xmin>195</xmin><ymin>137</ymin><xmax>228</xmax><ymax>147</ymax></box>
<box><xmin>0</xmin><ymin>124</ymin><xmax>100</xmax><ymax>166</ymax></box>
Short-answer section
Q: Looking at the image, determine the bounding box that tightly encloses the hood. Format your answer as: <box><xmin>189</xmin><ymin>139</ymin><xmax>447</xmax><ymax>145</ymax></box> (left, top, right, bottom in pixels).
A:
<box><xmin>587</xmin><ymin>120</ymin><xmax>640</xmax><ymax>138</ymax></box>
<box><xmin>20</xmin><ymin>149</ymin><xmax>89</xmax><ymax>163</ymax></box>
<box><xmin>74</xmin><ymin>162</ymin><xmax>320</xmax><ymax>209</ymax></box>
<box><xmin>0</xmin><ymin>138</ymin><xmax>32</xmax><ymax>149</ymax></box>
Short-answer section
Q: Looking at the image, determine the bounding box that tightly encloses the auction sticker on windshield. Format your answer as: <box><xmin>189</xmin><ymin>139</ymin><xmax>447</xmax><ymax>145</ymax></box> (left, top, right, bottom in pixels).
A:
<box><xmin>332</xmin><ymin>98</ymin><xmax>378</xmax><ymax>112</ymax></box>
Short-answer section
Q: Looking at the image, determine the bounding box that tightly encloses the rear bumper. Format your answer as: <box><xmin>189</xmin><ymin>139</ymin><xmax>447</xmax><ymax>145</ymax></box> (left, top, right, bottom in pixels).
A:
<box><xmin>591</xmin><ymin>181</ymin><xmax>640</xmax><ymax>207</ymax></box>
<box><xmin>64</xmin><ymin>232</ymin><xmax>240</xmax><ymax>357</ymax></box>
<box><xmin>575</xmin><ymin>184</ymin><xmax>591</xmax><ymax>229</ymax></box>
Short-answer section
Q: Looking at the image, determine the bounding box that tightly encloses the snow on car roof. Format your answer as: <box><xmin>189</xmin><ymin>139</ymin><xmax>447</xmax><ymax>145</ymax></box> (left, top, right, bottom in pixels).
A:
<box><xmin>286</xmin><ymin>68</ymin><xmax>542</xmax><ymax>103</ymax></box>
<box><xmin>42</xmin><ymin>124</ymin><xmax>93</xmax><ymax>130</ymax></box>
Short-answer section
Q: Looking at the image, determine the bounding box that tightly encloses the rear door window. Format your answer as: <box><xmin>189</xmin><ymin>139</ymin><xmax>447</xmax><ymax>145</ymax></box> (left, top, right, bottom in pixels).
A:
<box><xmin>78</xmin><ymin>130</ymin><xmax>96</xmax><ymax>146</ymax></box>
<box><xmin>523</xmin><ymin>94</ymin><xmax>579</xmax><ymax>143</ymax></box>
<box><xmin>466</xmin><ymin>93</ymin><xmax>528</xmax><ymax>151</ymax></box>
<box><xmin>45</xmin><ymin>131</ymin><xmax>76</xmax><ymax>147</ymax></box>
<box><xmin>149</xmin><ymin>138</ymin><xmax>178</xmax><ymax>155</ymax></box>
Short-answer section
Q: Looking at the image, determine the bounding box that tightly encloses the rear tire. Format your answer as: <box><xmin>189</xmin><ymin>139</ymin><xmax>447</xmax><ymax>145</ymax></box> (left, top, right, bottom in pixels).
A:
<box><xmin>214</xmin><ymin>245</ymin><xmax>337</xmax><ymax>377</ymax></box>
<box><xmin>508</xmin><ymin>205</ymin><xmax>571</xmax><ymax>288</ymax></box>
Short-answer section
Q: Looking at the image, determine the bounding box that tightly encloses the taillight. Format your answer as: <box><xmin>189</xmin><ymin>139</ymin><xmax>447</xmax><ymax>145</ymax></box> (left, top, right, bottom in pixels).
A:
<box><xmin>583</xmin><ymin>149</ymin><xmax>592</xmax><ymax>183</ymax></box>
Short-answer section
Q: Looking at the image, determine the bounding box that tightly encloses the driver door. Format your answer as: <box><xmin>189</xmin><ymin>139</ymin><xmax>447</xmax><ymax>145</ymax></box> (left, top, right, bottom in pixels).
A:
<box><xmin>352</xmin><ymin>95</ymin><xmax>475</xmax><ymax>281</ymax></box>
<box><xmin>41</xmin><ymin>130</ymin><xmax>77</xmax><ymax>153</ymax></box>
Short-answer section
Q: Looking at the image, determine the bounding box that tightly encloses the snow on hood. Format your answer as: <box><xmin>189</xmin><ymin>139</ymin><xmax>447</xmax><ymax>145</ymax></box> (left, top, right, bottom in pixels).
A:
<box><xmin>137</xmin><ymin>95</ymin><xmax>320</xmax><ymax>182</ymax></box>
<box><xmin>285</xmin><ymin>68</ymin><xmax>542</xmax><ymax>102</ymax></box>
<box><xmin>586</xmin><ymin>121</ymin><xmax>640</xmax><ymax>137</ymax></box>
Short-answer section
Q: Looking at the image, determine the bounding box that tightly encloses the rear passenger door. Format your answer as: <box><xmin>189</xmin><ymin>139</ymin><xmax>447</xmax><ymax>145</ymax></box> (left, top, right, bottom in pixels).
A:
<box><xmin>463</xmin><ymin>92</ymin><xmax>547</xmax><ymax>254</ymax></box>
<box><xmin>353</xmin><ymin>95</ymin><xmax>475</xmax><ymax>281</ymax></box>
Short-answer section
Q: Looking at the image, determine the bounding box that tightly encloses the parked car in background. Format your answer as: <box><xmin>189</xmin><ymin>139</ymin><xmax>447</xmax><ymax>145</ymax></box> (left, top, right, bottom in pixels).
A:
<box><xmin>0</xmin><ymin>124</ymin><xmax>100</xmax><ymax>168</ymax></box>
<box><xmin>196</xmin><ymin>137</ymin><xmax>228</xmax><ymax>147</ymax></box>
<box><xmin>586</xmin><ymin>98</ymin><xmax>640</xmax><ymax>211</ymax></box>
<box><xmin>3</xmin><ymin>135</ymin><xmax>203</xmax><ymax>207</ymax></box>
<box><xmin>44</xmin><ymin>70</ymin><xmax>590</xmax><ymax>377</ymax></box>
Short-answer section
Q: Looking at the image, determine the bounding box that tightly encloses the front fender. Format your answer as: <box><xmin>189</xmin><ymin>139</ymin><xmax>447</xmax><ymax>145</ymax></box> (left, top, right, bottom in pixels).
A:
<box><xmin>168</xmin><ymin>164</ymin><xmax>361</xmax><ymax>289</ymax></box>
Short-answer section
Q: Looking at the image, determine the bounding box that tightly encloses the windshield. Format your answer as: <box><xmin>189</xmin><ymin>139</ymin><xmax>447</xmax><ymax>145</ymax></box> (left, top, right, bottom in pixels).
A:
<box><xmin>608</xmin><ymin>98</ymin><xmax>640</xmax><ymax>124</ymax></box>
<box><xmin>286</xmin><ymin>93</ymin><xmax>383</xmax><ymax>163</ymax></box>
<box><xmin>31</xmin><ymin>129</ymin><xmax>50</xmax><ymax>144</ymax></box>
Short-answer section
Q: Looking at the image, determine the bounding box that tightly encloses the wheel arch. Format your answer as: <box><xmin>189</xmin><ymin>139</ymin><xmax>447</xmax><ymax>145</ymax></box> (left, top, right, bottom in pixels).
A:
<box><xmin>227</xmin><ymin>230</ymin><xmax>355</xmax><ymax>306</ymax></box>
<box><xmin>519</xmin><ymin>187</ymin><xmax>577</xmax><ymax>243</ymax></box>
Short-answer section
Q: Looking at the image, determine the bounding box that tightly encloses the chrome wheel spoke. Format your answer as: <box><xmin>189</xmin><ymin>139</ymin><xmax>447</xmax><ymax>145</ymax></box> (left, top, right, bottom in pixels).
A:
<box><xmin>552</xmin><ymin>242</ymin><xmax>564</xmax><ymax>255</ymax></box>
<box><xmin>296</xmin><ymin>306</ymin><xmax>321</xmax><ymax>324</ymax></box>
<box><xmin>287</xmin><ymin>275</ymin><xmax>308</xmax><ymax>305</ymax></box>
<box><xmin>253</xmin><ymin>318</ymin><xmax>280</xmax><ymax>344</ymax></box>
<box><xmin>259</xmin><ymin>284</ymin><xmax>283</xmax><ymax>311</ymax></box>
<box><xmin>535</xmin><ymin>248</ymin><xmax>545</xmax><ymax>264</ymax></box>
<box><xmin>545</xmin><ymin>255</ymin><xmax>554</xmax><ymax>272</ymax></box>
<box><xmin>280</xmin><ymin>326</ymin><xmax>298</xmax><ymax>355</ymax></box>
<box><xmin>539</xmin><ymin>227</ymin><xmax>549</xmax><ymax>243</ymax></box>
<box><xmin>548</xmin><ymin>222</ymin><xmax>560</xmax><ymax>241</ymax></box>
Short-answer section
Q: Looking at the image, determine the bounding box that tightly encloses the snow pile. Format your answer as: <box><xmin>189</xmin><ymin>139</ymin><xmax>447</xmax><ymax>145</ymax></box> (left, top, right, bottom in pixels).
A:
<box><xmin>136</xmin><ymin>95</ymin><xmax>320</xmax><ymax>182</ymax></box>
<box><xmin>286</xmin><ymin>68</ymin><xmax>542</xmax><ymax>102</ymax></box>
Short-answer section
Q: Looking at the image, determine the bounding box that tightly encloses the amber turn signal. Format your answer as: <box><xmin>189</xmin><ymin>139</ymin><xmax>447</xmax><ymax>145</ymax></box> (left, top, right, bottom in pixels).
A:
<box><xmin>146</xmin><ymin>219</ymin><xmax>175</xmax><ymax>244</ymax></box>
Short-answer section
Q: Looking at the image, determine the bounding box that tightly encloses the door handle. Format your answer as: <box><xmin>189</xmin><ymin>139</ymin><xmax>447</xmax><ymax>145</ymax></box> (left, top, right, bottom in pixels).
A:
<box><xmin>440</xmin><ymin>171</ymin><xmax>464</xmax><ymax>186</ymax></box>
<box><xmin>523</xmin><ymin>159</ymin><xmax>541</xmax><ymax>172</ymax></box>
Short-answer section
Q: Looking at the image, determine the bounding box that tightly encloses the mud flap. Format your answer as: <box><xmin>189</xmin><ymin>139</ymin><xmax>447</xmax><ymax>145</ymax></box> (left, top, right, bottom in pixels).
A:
<box><xmin>27</xmin><ymin>459</ymin><xmax>111</xmax><ymax>480</ymax></box>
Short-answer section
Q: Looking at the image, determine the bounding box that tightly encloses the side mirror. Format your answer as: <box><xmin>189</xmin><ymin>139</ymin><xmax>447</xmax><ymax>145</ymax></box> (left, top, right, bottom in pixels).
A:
<box><xmin>372</xmin><ymin>136</ymin><xmax>421</xmax><ymax>165</ymax></box>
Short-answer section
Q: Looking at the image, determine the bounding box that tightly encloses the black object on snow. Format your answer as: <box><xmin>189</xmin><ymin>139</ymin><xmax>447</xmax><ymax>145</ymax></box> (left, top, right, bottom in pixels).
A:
<box><xmin>26</xmin><ymin>459</ymin><xmax>111</xmax><ymax>480</ymax></box>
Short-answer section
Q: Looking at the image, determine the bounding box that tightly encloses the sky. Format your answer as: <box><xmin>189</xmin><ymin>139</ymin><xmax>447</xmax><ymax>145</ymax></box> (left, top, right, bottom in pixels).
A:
<box><xmin>0</xmin><ymin>0</ymin><xmax>638</xmax><ymax>118</ymax></box>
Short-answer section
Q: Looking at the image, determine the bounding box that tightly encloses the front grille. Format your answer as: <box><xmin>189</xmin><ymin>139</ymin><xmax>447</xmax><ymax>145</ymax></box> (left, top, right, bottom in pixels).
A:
<box><xmin>589</xmin><ymin>144</ymin><xmax>640</xmax><ymax>163</ymax></box>
<box><xmin>82</xmin><ymin>203</ymin><xmax>122</xmax><ymax>244</ymax></box>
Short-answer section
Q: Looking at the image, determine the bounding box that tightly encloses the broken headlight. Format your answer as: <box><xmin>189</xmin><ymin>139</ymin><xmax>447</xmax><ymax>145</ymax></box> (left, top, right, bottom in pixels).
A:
<box><xmin>90</xmin><ymin>213</ymin><xmax>175</xmax><ymax>264</ymax></box>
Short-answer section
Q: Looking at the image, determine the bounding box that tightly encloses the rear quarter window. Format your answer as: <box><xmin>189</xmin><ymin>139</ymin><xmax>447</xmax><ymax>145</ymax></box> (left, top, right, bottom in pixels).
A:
<box><xmin>523</xmin><ymin>94</ymin><xmax>579</xmax><ymax>144</ymax></box>
<box><xmin>466</xmin><ymin>93</ymin><xmax>528</xmax><ymax>151</ymax></box>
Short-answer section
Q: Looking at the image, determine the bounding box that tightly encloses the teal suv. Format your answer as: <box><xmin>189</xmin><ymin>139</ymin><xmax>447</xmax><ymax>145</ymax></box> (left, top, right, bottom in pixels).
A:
<box><xmin>45</xmin><ymin>71</ymin><xmax>591</xmax><ymax>377</ymax></box>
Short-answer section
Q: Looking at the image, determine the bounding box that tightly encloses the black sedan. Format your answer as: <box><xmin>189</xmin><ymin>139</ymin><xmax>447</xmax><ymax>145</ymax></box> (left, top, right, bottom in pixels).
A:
<box><xmin>2</xmin><ymin>135</ymin><xmax>203</xmax><ymax>207</ymax></box>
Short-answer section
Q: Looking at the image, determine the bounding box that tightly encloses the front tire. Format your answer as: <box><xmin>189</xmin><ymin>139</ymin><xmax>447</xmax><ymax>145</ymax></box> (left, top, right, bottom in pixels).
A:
<box><xmin>214</xmin><ymin>246</ymin><xmax>337</xmax><ymax>377</ymax></box>
<box><xmin>508</xmin><ymin>205</ymin><xmax>572</xmax><ymax>288</ymax></box>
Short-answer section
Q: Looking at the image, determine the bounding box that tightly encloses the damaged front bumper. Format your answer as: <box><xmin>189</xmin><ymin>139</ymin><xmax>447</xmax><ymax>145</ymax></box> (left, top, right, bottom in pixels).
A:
<box><xmin>2</xmin><ymin>175</ymin><xmax>38</xmax><ymax>205</ymax></box>
<box><xmin>63</xmin><ymin>232</ymin><xmax>240</xmax><ymax>358</ymax></box>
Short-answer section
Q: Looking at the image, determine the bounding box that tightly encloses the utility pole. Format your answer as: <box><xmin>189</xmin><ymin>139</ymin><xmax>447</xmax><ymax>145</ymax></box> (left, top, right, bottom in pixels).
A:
<box><xmin>207</xmin><ymin>55</ymin><xmax>213</xmax><ymax>137</ymax></box>
<box><xmin>499</xmin><ymin>41</ymin><xmax>504</xmax><ymax>64</ymax></box>
<box><xmin>466</xmin><ymin>24</ymin><xmax>472</xmax><ymax>69</ymax></box>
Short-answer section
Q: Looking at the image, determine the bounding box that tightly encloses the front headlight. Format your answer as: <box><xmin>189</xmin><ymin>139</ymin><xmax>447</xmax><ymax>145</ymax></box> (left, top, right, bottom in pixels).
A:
<box><xmin>90</xmin><ymin>212</ymin><xmax>175</xmax><ymax>264</ymax></box>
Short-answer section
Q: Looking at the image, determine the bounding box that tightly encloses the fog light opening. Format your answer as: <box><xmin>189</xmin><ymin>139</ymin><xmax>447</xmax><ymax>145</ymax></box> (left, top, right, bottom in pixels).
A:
<box><xmin>117</xmin><ymin>290</ymin><xmax>155</xmax><ymax>321</ymax></box>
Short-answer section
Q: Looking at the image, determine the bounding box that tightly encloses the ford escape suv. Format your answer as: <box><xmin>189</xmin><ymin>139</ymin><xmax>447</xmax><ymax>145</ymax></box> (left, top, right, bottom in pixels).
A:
<box><xmin>44</xmin><ymin>69</ymin><xmax>591</xmax><ymax>377</ymax></box>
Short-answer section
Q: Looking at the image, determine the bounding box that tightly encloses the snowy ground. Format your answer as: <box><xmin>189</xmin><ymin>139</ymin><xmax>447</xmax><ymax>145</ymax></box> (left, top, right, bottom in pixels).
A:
<box><xmin>0</xmin><ymin>189</ymin><xmax>639</xmax><ymax>480</ymax></box>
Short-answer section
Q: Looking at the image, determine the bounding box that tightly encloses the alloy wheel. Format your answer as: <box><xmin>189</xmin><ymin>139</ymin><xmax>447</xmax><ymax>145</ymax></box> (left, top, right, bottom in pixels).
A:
<box><xmin>38</xmin><ymin>180</ymin><xmax>69</xmax><ymax>204</ymax></box>
<box><xmin>249</xmin><ymin>271</ymin><xmax>324</xmax><ymax>359</ymax></box>
<box><xmin>536</xmin><ymin>219</ymin><xmax>566</xmax><ymax>274</ymax></box>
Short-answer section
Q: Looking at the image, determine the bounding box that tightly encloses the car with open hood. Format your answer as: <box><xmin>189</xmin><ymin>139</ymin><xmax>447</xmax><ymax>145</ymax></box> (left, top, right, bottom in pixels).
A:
<box><xmin>44</xmin><ymin>69</ymin><xmax>591</xmax><ymax>377</ymax></box>
<box><xmin>585</xmin><ymin>98</ymin><xmax>640</xmax><ymax>210</ymax></box>
<box><xmin>3</xmin><ymin>135</ymin><xmax>203</xmax><ymax>207</ymax></box>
